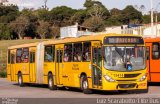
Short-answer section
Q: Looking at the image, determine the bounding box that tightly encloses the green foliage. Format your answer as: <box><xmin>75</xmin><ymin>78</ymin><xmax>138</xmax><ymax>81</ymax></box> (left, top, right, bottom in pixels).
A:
<box><xmin>121</xmin><ymin>5</ymin><xmax>143</xmax><ymax>24</ymax></box>
<box><xmin>83</xmin><ymin>16</ymin><xmax>105</xmax><ymax>32</ymax></box>
<box><xmin>36</xmin><ymin>20</ymin><xmax>50</xmax><ymax>39</ymax></box>
<box><xmin>0</xmin><ymin>4</ymin><xmax>19</xmax><ymax>23</ymax></box>
<box><xmin>9</xmin><ymin>15</ymin><xmax>30</xmax><ymax>39</ymax></box>
<box><xmin>71</xmin><ymin>9</ymin><xmax>88</xmax><ymax>24</ymax></box>
<box><xmin>50</xmin><ymin>6</ymin><xmax>76</xmax><ymax>26</ymax></box>
<box><xmin>0</xmin><ymin>24</ymin><xmax>11</xmax><ymax>40</ymax></box>
<box><xmin>0</xmin><ymin>71</ymin><xmax>7</xmax><ymax>78</ymax></box>
<box><xmin>36</xmin><ymin>8</ymin><xmax>50</xmax><ymax>21</ymax></box>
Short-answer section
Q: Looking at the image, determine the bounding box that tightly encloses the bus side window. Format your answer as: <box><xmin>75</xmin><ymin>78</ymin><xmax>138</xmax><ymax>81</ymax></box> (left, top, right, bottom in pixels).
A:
<box><xmin>44</xmin><ymin>46</ymin><xmax>53</xmax><ymax>62</ymax></box>
<box><xmin>64</xmin><ymin>44</ymin><xmax>72</xmax><ymax>62</ymax></box>
<box><xmin>16</xmin><ymin>48</ymin><xmax>22</xmax><ymax>63</ymax></box>
<box><xmin>73</xmin><ymin>43</ymin><xmax>82</xmax><ymax>62</ymax></box>
<box><xmin>152</xmin><ymin>42</ymin><xmax>160</xmax><ymax>59</ymax></box>
<box><xmin>83</xmin><ymin>42</ymin><xmax>91</xmax><ymax>62</ymax></box>
<box><xmin>22</xmin><ymin>48</ymin><xmax>29</xmax><ymax>63</ymax></box>
<box><xmin>11</xmin><ymin>54</ymin><xmax>15</xmax><ymax>64</ymax></box>
<box><xmin>30</xmin><ymin>52</ymin><xmax>35</xmax><ymax>63</ymax></box>
<box><xmin>146</xmin><ymin>47</ymin><xmax>150</xmax><ymax>60</ymax></box>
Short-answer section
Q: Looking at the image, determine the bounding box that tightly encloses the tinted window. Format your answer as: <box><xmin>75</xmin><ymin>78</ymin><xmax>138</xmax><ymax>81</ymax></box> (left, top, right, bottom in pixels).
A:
<box><xmin>16</xmin><ymin>48</ymin><xmax>22</xmax><ymax>63</ymax></box>
<box><xmin>30</xmin><ymin>52</ymin><xmax>35</xmax><ymax>63</ymax></box>
<box><xmin>11</xmin><ymin>54</ymin><xmax>15</xmax><ymax>64</ymax></box>
<box><xmin>22</xmin><ymin>48</ymin><xmax>29</xmax><ymax>63</ymax></box>
<box><xmin>83</xmin><ymin>42</ymin><xmax>91</xmax><ymax>62</ymax></box>
<box><xmin>152</xmin><ymin>42</ymin><xmax>160</xmax><ymax>59</ymax></box>
<box><xmin>73</xmin><ymin>43</ymin><xmax>82</xmax><ymax>62</ymax></box>
<box><xmin>64</xmin><ymin>44</ymin><xmax>72</xmax><ymax>62</ymax></box>
<box><xmin>44</xmin><ymin>46</ymin><xmax>54</xmax><ymax>62</ymax></box>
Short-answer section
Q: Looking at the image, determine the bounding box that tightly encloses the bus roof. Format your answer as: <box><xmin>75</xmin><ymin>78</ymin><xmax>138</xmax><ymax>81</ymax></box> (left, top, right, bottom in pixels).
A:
<box><xmin>8</xmin><ymin>42</ymin><xmax>40</xmax><ymax>49</ymax></box>
<box><xmin>144</xmin><ymin>37</ymin><xmax>160</xmax><ymax>43</ymax></box>
<box><xmin>44</xmin><ymin>33</ymin><xmax>142</xmax><ymax>45</ymax></box>
<box><xmin>8</xmin><ymin>34</ymin><xmax>142</xmax><ymax>49</ymax></box>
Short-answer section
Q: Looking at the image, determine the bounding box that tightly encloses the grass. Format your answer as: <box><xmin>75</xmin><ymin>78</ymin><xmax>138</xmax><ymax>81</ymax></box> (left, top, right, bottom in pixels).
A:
<box><xmin>0</xmin><ymin>70</ymin><xmax>7</xmax><ymax>78</ymax></box>
<box><xmin>0</xmin><ymin>39</ymin><xmax>47</xmax><ymax>77</ymax></box>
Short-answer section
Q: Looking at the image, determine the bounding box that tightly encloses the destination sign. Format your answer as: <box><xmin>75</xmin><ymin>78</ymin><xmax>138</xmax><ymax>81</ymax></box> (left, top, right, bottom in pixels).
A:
<box><xmin>104</xmin><ymin>36</ymin><xmax>144</xmax><ymax>44</ymax></box>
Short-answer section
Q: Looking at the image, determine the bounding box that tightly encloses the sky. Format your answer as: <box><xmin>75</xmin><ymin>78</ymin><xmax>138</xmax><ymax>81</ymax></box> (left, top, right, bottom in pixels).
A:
<box><xmin>4</xmin><ymin>0</ymin><xmax>160</xmax><ymax>13</ymax></box>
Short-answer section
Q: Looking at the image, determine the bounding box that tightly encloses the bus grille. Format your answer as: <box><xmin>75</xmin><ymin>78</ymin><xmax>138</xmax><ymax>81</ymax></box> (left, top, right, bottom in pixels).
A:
<box><xmin>124</xmin><ymin>74</ymin><xmax>140</xmax><ymax>78</ymax></box>
<box><xmin>118</xmin><ymin>83</ymin><xmax>136</xmax><ymax>88</ymax></box>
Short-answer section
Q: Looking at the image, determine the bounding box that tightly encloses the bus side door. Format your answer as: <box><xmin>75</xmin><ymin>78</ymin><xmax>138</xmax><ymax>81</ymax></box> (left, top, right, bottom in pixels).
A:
<box><xmin>10</xmin><ymin>50</ymin><xmax>16</xmax><ymax>81</ymax></box>
<box><xmin>55</xmin><ymin>45</ymin><xmax>63</xmax><ymax>85</ymax></box>
<box><xmin>29</xmin><ymin>49</ymin><xmax>36</xmax><ymax>82</ymax></box>
<box><xmin>92</xmin><ymin>41</ymin><xmax>102</xmax><ymax>88</ymax></box>
<box><xmin>150</xmin><ymin>42</ymin><xmax>160</xmax><ymax>82</ymax></box>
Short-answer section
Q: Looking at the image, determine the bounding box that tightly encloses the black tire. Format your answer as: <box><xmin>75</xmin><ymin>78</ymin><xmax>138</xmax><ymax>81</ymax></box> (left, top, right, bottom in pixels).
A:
<box><xmin>48</xmin><ymin>73</ymin><xmax>57</xmax><ymax>90</ymax></box>
<box><xmin>18</xmin><ymin>73</ymin><xmax>24</xmax><ymax>87</ymax></box>
<box><xmin>80</xmin><ymin>75</ymin><xmax>92</xmax><ymax>94</ymax></box>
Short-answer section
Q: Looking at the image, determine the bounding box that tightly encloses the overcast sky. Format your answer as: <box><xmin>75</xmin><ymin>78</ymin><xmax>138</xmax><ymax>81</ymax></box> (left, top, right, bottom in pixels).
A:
<box><xmin>5</xmin><ymin>0</ymin><xmax>160</xmax><ymax>12</ymax></box>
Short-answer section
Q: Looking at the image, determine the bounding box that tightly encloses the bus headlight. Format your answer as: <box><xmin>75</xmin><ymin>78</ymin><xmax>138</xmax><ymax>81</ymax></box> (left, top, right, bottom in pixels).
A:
<box><xmin>139</xmin><ymin>74</ymin><xmax>147</xmax><ymax>82</ymax></box>
<box><xmin>104</xmin><ymin>74</ymin><xmax>115</xmax><ymax>82</ymax></box>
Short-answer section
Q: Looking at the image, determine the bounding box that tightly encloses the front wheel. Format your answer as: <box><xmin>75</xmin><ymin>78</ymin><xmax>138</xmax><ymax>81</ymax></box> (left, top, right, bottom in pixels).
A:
<box><xmin>48</xmin><ymin>74</ymin><xmax>57</xmax><ymax>90</ymax></box>
<box><xmin>80</xmin><ymin>75</ymin><xmax>92</xmax><ymax>94</ymax></box>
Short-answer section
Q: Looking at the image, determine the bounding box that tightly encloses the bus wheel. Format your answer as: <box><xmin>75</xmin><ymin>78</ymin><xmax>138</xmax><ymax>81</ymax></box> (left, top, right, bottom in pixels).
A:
<box><xmin>48</xmin><ymin>74</ymin><xmax>57</xmax><ymax>90</ymax></box>
<box><xmin>18</xmin><ymin>73</ymin><xmax>24</xmax><ymax>87</ymax></box>
<box><xmin>80</xmin><ymin>75</ymin><xmax>92</xmax><ymax>94</ymax></box>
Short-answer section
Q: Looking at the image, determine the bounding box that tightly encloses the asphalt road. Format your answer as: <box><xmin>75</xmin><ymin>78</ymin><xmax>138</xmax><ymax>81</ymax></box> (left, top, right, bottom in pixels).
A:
<box><xmin>0</xmin><ymin>78</ymin><xmax>160</xmax><ymax>104</ymax></box>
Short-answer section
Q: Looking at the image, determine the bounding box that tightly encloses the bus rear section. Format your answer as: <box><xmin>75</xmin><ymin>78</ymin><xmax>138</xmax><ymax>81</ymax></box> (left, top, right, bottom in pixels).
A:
<box><xmin>7</xmin><ymin>42</ymin><xmax>44</xmax><ymax>85</ymax></box>
<box><xmin>145</xmin><ymin>37</ymin><xmax>160</xmax><ymax>82</ymax></box>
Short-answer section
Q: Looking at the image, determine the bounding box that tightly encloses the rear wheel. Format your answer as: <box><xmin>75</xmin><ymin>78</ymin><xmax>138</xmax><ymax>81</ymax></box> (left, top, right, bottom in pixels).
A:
<box><xmin>18</xmin><ymin>73</ymin><xmax>24</xmax><ymax>87</ymax></box>
<box><xmin>80</xmin><ymin>75</ymin><xmax>92</xmax><ymax>94</ymax></box>
<box><xmin>48</xmin><ymin>73</ymin><xmax>57</xmax><ymax>90</ymax></box>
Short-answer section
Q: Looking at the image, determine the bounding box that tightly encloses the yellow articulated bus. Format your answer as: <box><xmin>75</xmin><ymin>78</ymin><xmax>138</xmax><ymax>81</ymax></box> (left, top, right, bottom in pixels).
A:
<box><xmin>7</xmin><ymin>34</ymin><xmax>148</xmax><ymax>94</ymax></box>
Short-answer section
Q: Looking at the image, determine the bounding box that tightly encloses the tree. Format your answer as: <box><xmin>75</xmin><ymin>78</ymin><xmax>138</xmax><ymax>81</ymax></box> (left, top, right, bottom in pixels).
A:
<box><xmin>0</xmin><ymin>4</ymin><xmax>19</xmax><ymax>23</ymax></box>
<box><xmin>36</xmin><ymin>8</ymin><xmax>50</xmax><ymax>21</ymax></box>
<box><xmin>50</xmin><ymin>26</ymin><xmax>60</xmax><ymax>39</ymax></box>
<box><xmin>84</xmin><ymin>0</ymin><xmax>94</xmax><ymax>9</ymax></box>
<box><xmin>36</xmin><ymin>20</ymin><xmax>50</xmax><ymax>39</ymax></box>
<box><xmin>50</xmin><ymin>6</ymin><xmax>76</xmax><ymax>26</ymax></box>
<box><xmin>43</xmin><ymin>0</ymin><xmax>48</xmax><ymax>10</ymax></box>
<box><xmin>70</xmin><ymin>9</ymin><xmax>88</xmax><ymax>25</ymax></box>
<box><xmin>142</xmin><ymin>14</ymin><xmax>151</xmax><ymax>24</ymax></box>
<box><xmin>106</xmin><ymin>8</ymin><xmax>123</xmax><ymax>26</ymax></box>
<box><xmin>84</xmin><ymin>0</ymin><xmax>110</xmax><ymax>20</ymax></box>
<box><xmin>21</xmin><ymin>8</ymin><xmax>38</xmax><ymax>22</ymax></box>
<box><xmin>0</xmin><ymin>24</ymin><xmax>11</xmax><ymax>40</ymax></box>
<box><xmin>9</xmin><ymin>15</ymin><xmax>30</xmax><ymax>39</ymax></box>
<box><xmin>121</xmin><ymin>5</ymin><xmax>143</xmax><ymax>24</ymax></box>
<box><xmin>83</xmin><ymin>16</ymin><xmax>105</xmax><ymax>32</ymax></box>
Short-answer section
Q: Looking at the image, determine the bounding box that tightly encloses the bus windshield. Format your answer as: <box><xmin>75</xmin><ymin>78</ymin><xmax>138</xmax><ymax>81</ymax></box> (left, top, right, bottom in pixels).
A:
<box><xmin>104</xmin><ymin>46</ymin><xmax>145</xmax><ymax>71</ymax></box>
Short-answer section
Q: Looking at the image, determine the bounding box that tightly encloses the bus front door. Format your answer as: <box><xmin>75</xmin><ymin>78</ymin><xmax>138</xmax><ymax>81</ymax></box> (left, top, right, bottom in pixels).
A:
<box><xmin>92</xmin><ymin>45</ymin><xmax>102</xmax><ymax>88</ymax></box>
<box><xmin>55</xmin><ymin>49</ymin><xmax>63</xmax><ymax>85</ymax></box>
<box><xmin>29</xmin><ymin>52</ymin><xmax>36</xmax><ymax>82</ymax></box>
<box><xmin>10</xmin><ymin>53</ymin><xmax>16</xmax><ymax>81</ymax></box>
